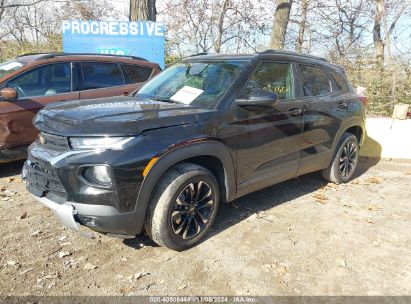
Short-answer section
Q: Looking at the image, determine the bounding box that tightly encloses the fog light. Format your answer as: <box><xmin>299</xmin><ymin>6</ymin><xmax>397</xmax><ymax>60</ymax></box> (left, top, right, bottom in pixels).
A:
<box><xmin>79</xmin><ymin>215</ymin><xmax>97</xmax><ymax>227</ymax></box>
<box><xmin>82</xmin><ymin>166</ymin><xmax>112</xmax><ymax>187</ymax></box>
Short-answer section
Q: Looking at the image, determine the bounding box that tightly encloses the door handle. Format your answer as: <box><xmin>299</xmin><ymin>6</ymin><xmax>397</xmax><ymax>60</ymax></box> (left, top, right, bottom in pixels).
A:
<box><xmin>287</xmin><ymin>108</ymin><xmax>303</xmax><ymax>116</ymax></box>
<box><xmin>122</xmin><ymin>92</ymin><xmax>130</xmax><ymax>96</ymax></box>
<box><xmin>338</xmin><ymin>102</ymin><xmax>348</xmax><ymax>109</ymax></box>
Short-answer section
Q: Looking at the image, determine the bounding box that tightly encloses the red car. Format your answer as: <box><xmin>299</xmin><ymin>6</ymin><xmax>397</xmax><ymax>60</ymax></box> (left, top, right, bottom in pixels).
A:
<box><xmin>0</xmin><ymin>53</ymin><xmax>161</xmax><ymax>163</ymax></box>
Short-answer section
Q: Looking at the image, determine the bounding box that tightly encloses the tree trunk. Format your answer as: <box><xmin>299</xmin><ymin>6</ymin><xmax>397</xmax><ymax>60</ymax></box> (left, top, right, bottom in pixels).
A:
<box><xmin>269</xmin><ymin>0</ymin><xmax>293</xmax><ymax>49</ymax></box>
<box><xmin>295</xmin><ymin>0</ymin><xmax>308</xmax><ymax>52</ymax></box>
<box><xmin>373</xmin><ymin>0</ymin><xmax>384</xmax><ymax>68</ymax></box>
<box><xmin>214</xmin><ymin>0</ymin><xmax>229</xmax><ymax>53</ymax></box>
<box><xmin>130</xmin><ymin>0</ymin><xmax>156</xmax><ymax>21</ymax></box>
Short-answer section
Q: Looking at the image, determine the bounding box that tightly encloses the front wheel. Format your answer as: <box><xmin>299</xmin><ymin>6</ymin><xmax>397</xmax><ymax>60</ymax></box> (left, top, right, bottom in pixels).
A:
<box><xmin>145</xmin><ymin>163</ymin><xmax>219</xmax><ymax>251</ymax></box>
<box><xmin>322</xmin><ymin>132</ymin><xmax>359</xmax><ymax>184</ymax></box>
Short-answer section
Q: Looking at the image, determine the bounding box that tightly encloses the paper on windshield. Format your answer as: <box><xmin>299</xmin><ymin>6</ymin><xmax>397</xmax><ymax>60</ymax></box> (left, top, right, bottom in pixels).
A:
<box><xmin>170</xmin><ymin>86</ymin><xmax>204</xmax><ymax>104</ymax></box>
<box><xmin>1</xmin><ymin>61</ymin><xmax>23</xmax><ymax>71</ymax></box>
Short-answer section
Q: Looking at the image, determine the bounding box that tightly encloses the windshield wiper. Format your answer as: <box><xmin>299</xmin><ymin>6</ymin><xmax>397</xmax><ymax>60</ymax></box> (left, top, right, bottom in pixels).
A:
<box><xmin>150</xmin><ymin>97</ymin><xmax>181</xmax><ymax>104</ymax></box>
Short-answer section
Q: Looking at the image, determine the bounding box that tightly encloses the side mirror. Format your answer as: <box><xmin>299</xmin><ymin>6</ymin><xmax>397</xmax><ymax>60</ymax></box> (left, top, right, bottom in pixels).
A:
<box><xmin>235</xmin><ymin>89</ymin><xmax>278</xmax><ymax>107</ymax></box>
<box><xmin>0</xmin><ymin>87</ymin><xmax>17</xmax><ymax>102</ymax></box>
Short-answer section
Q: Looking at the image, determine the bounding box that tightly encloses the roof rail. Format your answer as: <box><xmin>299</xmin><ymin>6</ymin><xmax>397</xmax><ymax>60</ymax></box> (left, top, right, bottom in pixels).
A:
<box><xmin>19</xmin><ymin>52</ymin><xmax>149</xmax><ymax>62</ymax></box>
<box><xmin>51</xmin><ymin>53</ymin><xmax>149</xmax><ymax>61</ymax></box>
<box><xmin>259</xmin><ymin>49</ymin><xmax>328</xmax><ymax>62</ymax></box>
<box><xmin>17</xmin><ymin>52</ymin><xmax>48</xmax><ymax>57</ymax></box>
<box><xmin>187</xmin><ymin>52</ymin><xmax>208</xmax><ymax>58</ymax></box>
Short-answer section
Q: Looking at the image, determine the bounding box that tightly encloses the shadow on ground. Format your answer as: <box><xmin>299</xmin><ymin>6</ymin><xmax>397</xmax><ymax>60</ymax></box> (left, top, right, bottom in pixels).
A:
<box><xmin>0</xmin><ymin>160</ymin><xmax>25</xmax><ymax>179</ymax></box>
<box><xmin>124</xmin><ymin>156</ymin><xmax>381</xmax><ymax>249</ymax></box>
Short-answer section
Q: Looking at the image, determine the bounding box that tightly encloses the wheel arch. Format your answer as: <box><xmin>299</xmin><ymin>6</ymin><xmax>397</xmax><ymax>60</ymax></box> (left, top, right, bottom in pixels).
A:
<box><xmin>332</xmin><ymin>118</ymin><xmax>365</xmax><ymax>153</ymax></box>
<box><xmin>131</xmin><ymin>140</ymin><xmax>236</xmax><ymax>234</ymax></box>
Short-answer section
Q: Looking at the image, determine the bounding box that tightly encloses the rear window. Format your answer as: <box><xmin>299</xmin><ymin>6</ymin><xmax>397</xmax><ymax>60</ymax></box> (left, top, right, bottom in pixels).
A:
<box><xmin>121</xmin><ymin>64</ymin><xmax>153</xmax><ymax>84</ymax></box>
<box><xmin>299</xmin><ymin>65</ymin><xmax>331</xmax><ymax>97</ymax></box>
<box><xmin>0</xmin><ymin>60</ymin><xmax>25</xmax><ymax>78</ymax></box>
<box><xmin>330</xmin><ymin>70</ymin><xmax>350</xmax><ymax>93</ymax></box>
<box><xmin>82</xmin><ymin>62</ymin><xmax>125</xmax><ymax>90</ymax></box>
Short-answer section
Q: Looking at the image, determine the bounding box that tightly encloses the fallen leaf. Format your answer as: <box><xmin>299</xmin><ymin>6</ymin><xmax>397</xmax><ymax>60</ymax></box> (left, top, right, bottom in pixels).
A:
<box><xmin>134</xmin><ymin>272</ymin><xmax>149</xmax><ymax>280</ymax></box>
<box><xmin>178</xmin><ymin>284</ymin><xmax>187</xmax><ymax>290</ymax></box>
<box><xmin>313</xmin><ymin>191</ymin><xmax>329</xmax><ymax>204</ymax></box>
<box><xmin>58</xmin><ymin>251</ymin><xmax>71</xmax><ymax>259</ymax></box>
<box><xmin>368</xmin><ymin>205</ymin><xmax>382</xmax><ymax>211</ymax></box>
<box><xmin>313</xmin><ymin>192</ymin><xmax>328</xmax><ymax>201</ymax></box>
<box><xmin>19</xmin><ymin>267</ymin><xmax>34</xmax><ymax>275</ymax></box>
<box><xmin>335</xmin><ymin>257</ymin><xmax>347</xmax><ymax>268</ymax></box>
<box><xmin>30</xmin><ymin>230</ymin><xmax>41</xmax><ymax>237</ymax></box>
<box><xmin>365</xmin><ymin>176</ymin><xmax>383</xmax><ymax>184</ymax></box>
<box><xmin>83</xmin><ymin>263</ymin><xmax>97</xmax><ymax>270</ymax></box>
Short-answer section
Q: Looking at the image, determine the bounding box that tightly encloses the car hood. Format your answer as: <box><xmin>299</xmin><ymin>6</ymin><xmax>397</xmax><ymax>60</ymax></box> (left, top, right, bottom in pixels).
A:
<box><xmin>34</xmin><ymin>96</ymin><xmax>215</xmax><ymax>136</ymax></box>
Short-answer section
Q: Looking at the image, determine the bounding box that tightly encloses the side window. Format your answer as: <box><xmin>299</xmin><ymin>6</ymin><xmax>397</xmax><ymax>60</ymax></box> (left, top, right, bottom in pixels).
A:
<box><xmin>299</xmin><ymin>65</ymin><xmax>331</xmax><ymax>97</ymax></box>
<box><xmin>330</xmin><ymin>71</ymin><xmax>350</xmax><ymax>93</ymax></box>
<box><xmin>121</xmin><ymin>64</ymin><xmax>153</xmax><ymax>84</ymax></box>
<box><xmin>8</xmin><ymin>63</ymin><xmax>72</xmax><ymax>99</ymax></box>
<box><xmin>82</xmin><ymin>62</ymin><xmax>125</xmax><ymax>90</ymax></box>
<box><xmin>241</xmin><ymin>62</ymin><xmax>294</xmax><ymax>100</ymax></box>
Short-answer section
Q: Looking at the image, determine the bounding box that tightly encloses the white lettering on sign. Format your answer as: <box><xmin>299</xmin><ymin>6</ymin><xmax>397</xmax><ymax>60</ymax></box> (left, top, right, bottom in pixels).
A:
<box><xmin>61</xmin><ymin>21</ymin><xmax>165</xmax><ymax>37</ymax></box>
<box><xmin>171</xmin><ymin>86</ymin><xmax>204</xmax><ymax>104</ymax></box>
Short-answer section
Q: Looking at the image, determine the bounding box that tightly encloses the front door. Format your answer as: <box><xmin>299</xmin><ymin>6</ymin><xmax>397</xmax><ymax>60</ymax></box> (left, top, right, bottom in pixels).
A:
<box><xmin>232</xmin><ymin>61</ymin><xmax>304</xmax><ymax>197</ymax></box>
<box><xmin>0</xmin><ymin>62</ymin><xmax>80</xmax><ymax>149</ymax></box>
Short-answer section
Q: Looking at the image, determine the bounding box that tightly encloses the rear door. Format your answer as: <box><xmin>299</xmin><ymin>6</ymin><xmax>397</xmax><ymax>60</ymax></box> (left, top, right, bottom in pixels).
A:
<box><xmin>79</xmin><ymin>62</ymin><xmax>152</xmax><ymax>99</ymax></box>
<box><xmin>296</xmin><ymin>63</ymin><xmax>342</xmax><ymax>175</ymax></box>
<box><xmin>0</xmin><ymin>62</ymin><xmax>79</xmax><ymax>149</ymax></box>
<box><xmin>232</xmin><ymin>61</ymin><xmax>304</xmax><ymax>197</ymax></box>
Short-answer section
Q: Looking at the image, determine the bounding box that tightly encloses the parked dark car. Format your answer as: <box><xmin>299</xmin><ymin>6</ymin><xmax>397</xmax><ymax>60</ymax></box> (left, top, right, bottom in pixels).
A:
<box><xmin>0</xmin><ymin>53</ymin><xmax>161</xmax><ymax>163</ymax></box>
<box><xmin>23</xmin><ymin>50</ymin><xmax>365</xmax><ymax>251</ymax></box>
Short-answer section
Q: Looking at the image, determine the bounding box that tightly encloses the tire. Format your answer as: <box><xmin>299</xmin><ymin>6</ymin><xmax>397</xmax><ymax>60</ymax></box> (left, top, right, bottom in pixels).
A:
<box><xmin>145</xmin><ymin>163</ymin><xmax>220</xmax><ymax>251</ymax></box>
<box><xmin>322</xmin><ymin>132</ymin><xmax>359</xmax><ymax>184</ymax></box>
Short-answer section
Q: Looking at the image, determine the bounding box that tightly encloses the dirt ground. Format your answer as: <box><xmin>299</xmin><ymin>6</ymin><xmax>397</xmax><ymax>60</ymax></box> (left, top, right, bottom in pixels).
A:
<box><xmin>0</xmin><ymin>157</ymin><xmax>410</xmax><ymax>296</ymax></box>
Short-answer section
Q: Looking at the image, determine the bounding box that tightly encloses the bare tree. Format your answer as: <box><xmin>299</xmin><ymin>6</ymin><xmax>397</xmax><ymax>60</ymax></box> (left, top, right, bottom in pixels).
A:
<box><xmin>130</xmin><ymin>0</ymin><xmax>156</xmax><ymax>21</ymax></box>
<box><xmin>294</xmin><ymin>0</ymin><xmax>308</xmax><ymax>52</ymax></box>
<box><xmin>373</xmin><ymin>0</ymin><xmax>385</xmax><ymax>67</ymax></box>
<box><xmin>269</xmin><ymin>0</ymin><xmax>293</xmax><ymax>49</ymax></box>
<box><xmin>163</xmin><ymin>0</ymin><xmax>271</xmax><ymax>55</ymax></box>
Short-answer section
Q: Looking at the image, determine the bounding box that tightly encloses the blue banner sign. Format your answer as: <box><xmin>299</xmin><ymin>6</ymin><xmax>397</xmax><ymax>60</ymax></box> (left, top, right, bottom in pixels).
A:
<box><xmin>62</xmin><ymin>20</ymin><xmax>165</xmax><ymax>68</ymax></box>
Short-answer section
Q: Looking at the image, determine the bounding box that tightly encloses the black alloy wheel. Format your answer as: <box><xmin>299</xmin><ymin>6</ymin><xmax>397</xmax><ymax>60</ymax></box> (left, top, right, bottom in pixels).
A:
<box><xmin>171</xmin><ymin>181</ymin><xmax>215</xmax><ymax>239</ymax></box>
<box><xmin>339</xmin><ymin>141</ymin><xmax>358</xmax><ymax>178</ymax></box>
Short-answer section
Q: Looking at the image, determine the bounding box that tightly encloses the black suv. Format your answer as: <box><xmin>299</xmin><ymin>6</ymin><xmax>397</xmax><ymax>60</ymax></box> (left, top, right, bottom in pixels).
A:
<box><xmin>23</xmin><ymin>50</ymin><xmax>365</xmax><ymax>251</ymax></box>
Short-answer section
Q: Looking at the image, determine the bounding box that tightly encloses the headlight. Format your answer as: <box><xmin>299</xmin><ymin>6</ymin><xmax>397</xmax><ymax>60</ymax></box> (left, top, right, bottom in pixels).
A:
<box><xmin>69</xmin><ymin>136</ymin><xmax>137</xmax><ymax>150</ymax></box>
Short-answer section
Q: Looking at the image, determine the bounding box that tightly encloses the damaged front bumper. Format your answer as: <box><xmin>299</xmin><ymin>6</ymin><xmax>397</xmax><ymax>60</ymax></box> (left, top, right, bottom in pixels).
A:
<box><xmin>29</xmin><ymin>194</ymin><xmax>135</xmax><ymax>238</ymax></box>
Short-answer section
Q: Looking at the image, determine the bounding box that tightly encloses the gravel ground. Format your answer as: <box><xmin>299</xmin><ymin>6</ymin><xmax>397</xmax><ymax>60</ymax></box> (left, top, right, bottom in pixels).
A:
<box><xmin>0</xmin><ymin>157</ymin><xmax>410</xmax><ymax>296</ymax></box>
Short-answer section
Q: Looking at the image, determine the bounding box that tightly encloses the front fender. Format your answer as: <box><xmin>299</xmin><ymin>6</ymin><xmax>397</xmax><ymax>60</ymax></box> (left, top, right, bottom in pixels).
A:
<box><xmin>131</xmin><ymin>140</ymin><xmax>236</xmax><ymax>234</ymax></box>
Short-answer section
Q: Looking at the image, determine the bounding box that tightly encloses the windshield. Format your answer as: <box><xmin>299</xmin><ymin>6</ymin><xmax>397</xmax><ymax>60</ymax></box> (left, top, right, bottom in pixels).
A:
<box><xmin>0</xmin><ymin>60</ymin><xmax>25</xmax><ymax>78</ymax></box>
<box><xmin>136</xmin><ymin>60</ymin><xmax>247</xmax><ymax>109</ymax></box>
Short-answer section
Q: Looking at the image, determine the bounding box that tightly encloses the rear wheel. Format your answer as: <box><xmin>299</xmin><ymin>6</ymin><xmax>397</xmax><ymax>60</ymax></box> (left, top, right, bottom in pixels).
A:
<box><xmin>322</xmin><ymin>132</ymin><xmax>359</xmax><ymax>184</ymax></box>
<box><xmin>145</xmin><ymin>163</ymin><xmax>219</xmax><ymax>251</ymax></box>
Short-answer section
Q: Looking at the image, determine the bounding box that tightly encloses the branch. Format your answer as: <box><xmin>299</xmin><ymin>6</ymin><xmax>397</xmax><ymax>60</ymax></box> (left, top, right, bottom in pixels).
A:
<box><xmin>388</xmin><ymin>2</ymin><xmax>409</xmax><ymax>35</ymax></box>
<box><xmin>1</xmin><ymin>0</ymin><xmax>45</xmax><ymax>9</ymax></box>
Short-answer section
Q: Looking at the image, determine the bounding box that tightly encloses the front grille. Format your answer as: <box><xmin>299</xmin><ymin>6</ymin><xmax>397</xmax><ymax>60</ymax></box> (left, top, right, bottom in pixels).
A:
<box><xmin>38</xmin><ymin>132</ymin><xmax>69</xmax><ymax>151</ymax></box>
<box><xmin>25</xmin><ymin>154</ymin><xmax>67</xmax><ymax>201</ymax></box>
